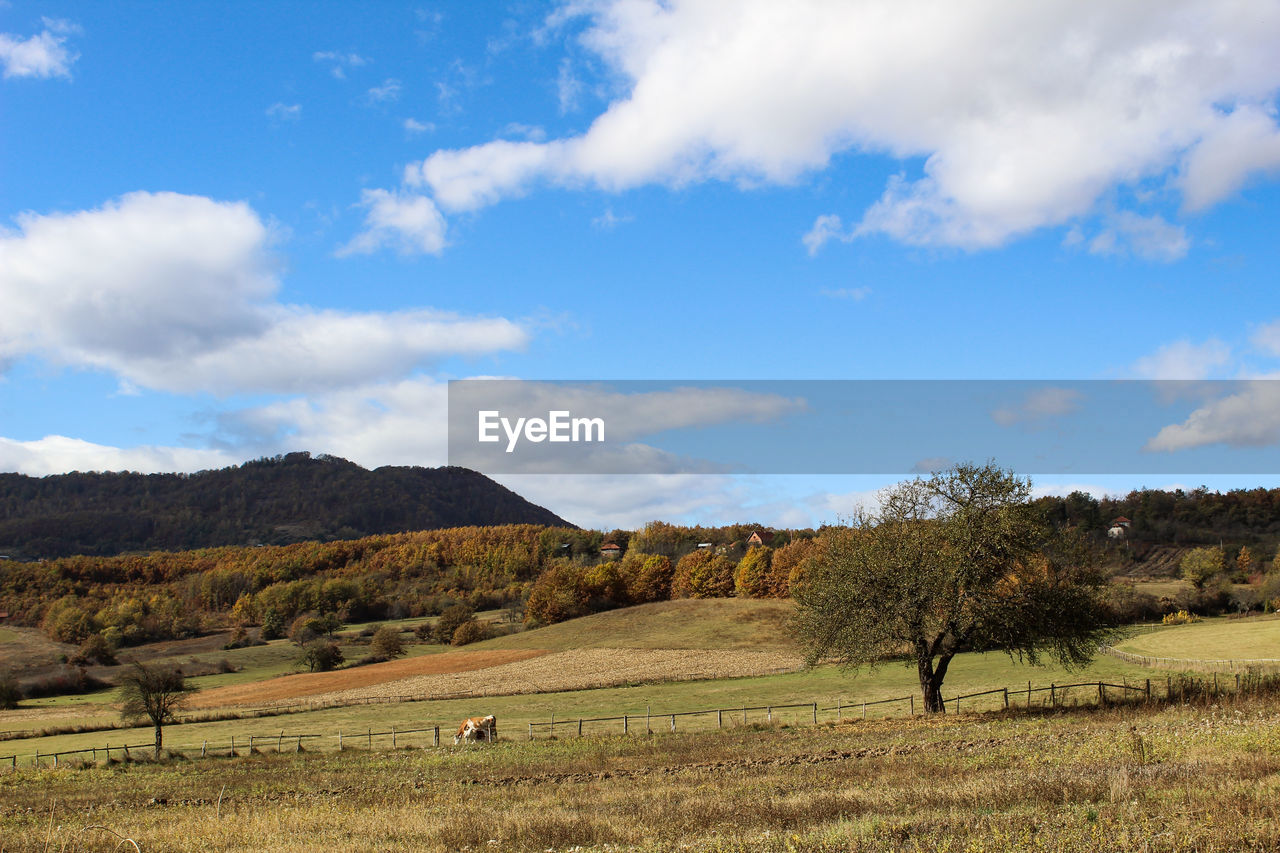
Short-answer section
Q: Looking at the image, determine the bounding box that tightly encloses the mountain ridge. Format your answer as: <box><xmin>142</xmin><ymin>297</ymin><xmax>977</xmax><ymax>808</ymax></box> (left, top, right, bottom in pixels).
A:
<box><xmin>0</xmin><ymin>452</ymin><xmax>573</xmax><ymax>558</ymax></box>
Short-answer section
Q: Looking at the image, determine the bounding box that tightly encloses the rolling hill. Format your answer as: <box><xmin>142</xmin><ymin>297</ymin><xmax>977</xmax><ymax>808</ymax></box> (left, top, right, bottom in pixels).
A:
<box><xmin>0</xmin><ymin>452</ymin><xmax>573</xmax><ymax>558</ymax></box>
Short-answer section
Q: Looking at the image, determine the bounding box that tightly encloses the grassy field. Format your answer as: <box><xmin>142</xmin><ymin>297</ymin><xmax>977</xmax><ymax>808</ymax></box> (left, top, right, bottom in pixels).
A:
<box><xmin>0</xmin><ymin>627</ymin><xmax>19</xmax><ymax>644</ymax></box>
<box><xmin>1</xmin><ymin>646</ymin><xmax>1155</xmax><ymax>763</ymax></box>
<box><xmin>1116</xmin><ymin>615</ymin><xmax>1280</xmax><ymax>661</ymax></box>
<box><xmin>3</xmin><ymin>693</ymin><xmax>1278</xmax><ymax>851</ymax></box>
<box><xmin>480</xmin><ymin>599</ymin><xmax>797</xmax><ymax>652</ymax></box>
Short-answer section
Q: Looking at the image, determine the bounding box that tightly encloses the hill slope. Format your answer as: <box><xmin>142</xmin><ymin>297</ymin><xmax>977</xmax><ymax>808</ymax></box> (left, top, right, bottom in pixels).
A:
<box><xmin>0</xmin><ymin>452</ymin><xmax>572</xmax><ymax>558</ymax></box>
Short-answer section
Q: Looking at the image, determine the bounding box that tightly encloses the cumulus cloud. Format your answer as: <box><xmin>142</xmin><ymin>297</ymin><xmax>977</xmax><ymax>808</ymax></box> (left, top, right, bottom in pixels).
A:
<box><xmin>1088</xmin><ymin>211</ymin><xmax>1190</xmax><ymax>262</ymax></box>
<box><xmin>0</xmin><ymin>192</ymin><xmax>525</xmax><ymax>394</ymax></box>
<box><xmin>0</xmin><ymin>435</ymin><xmax>236</xmax><ymax>476</ymax></box>
<box><xmin>405</xmin><ymin>0</ymin><xmax>1280</xmax><ymax>249</ymax></box>
<box><xmin>338</xmin><ymin>188</ymin><xmax>448</xmax><ymax>256</ymax></box>
<box><xmin>1146</xmin><ymin>380</ymin><xmax>1280</xmax><ymax>452</ymax></box>
<box><xmin>991</xmin><ymin>387</ymin><xmax>1084</xmax><ymax>427</ymax></box>
<box><xmin>0</xmin><ymin>18</ymin><xmax>79</xmax><ymax>79</ymax></box>
<box><xmin>1130</xmin><ymin>338</ymin><xmax>1232</xmax><ymax>379</ymax></box>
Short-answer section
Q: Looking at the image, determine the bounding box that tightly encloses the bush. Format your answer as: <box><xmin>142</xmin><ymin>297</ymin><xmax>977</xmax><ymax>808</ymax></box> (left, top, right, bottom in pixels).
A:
<box><xmin>451</xmin><ymin>619</ymin><xmax>488</xmax><ymax>646</ymax></box>
<box><xmin>1162</xmin><ymin>609</ymin><xmax>1202</xmax><ymax>625</ymax></box>
<box><xmin>434</xmin><ymin>603</ymin><xmax>476</xmax><ymax>643</ymax></box>
<box><xmin>770</xmin><ymin>539</ymin><xmax>818</xmax><ymax>598</ymax></box>
<box><xmin>413</xmin><ymin>622</ymin><xmax>433</xmax><ymax>641</ymax></box>
<box><xmin>71</xmin><ymin>632</ymin><xmax>117</xmax><ymax>666</ymax></box>
<box><xmin>370</xmin><ymin>625</ymin><xmax>406</xmax><ymax>660</ymax></box>
<box><xmin>23</xmin><ymin>666</ymin><xmax>108</xmax><ymax>699</ymax></box>
<box><xmin>298</xmin><ymin>640</ymin><xmax>344</xmax><ymax>672</ymax></box>
<box><xmin>0</xmin><ymin>673</ymin><xmax>20</xmax><ymax>709</ymax></box>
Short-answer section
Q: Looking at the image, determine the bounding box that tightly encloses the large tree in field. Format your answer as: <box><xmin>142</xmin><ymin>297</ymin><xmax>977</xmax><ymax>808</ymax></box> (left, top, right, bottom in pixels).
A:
<box><xmin>117</xmin><ymin>662</ymin><xmax>197</xmax><ymax>754</ymax></box>
<box><xmin>793</xmin><ymin>462</ymin><xmax>1115</xmax><ymax>713</ymax></box>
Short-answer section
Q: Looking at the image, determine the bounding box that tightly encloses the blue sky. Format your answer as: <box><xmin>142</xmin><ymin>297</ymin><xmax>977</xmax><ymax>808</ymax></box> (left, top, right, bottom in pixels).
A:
<box><xmin>3</xmin><ymin>1</ymin><xmax>1280</xmax><ymax>528</ymax></box>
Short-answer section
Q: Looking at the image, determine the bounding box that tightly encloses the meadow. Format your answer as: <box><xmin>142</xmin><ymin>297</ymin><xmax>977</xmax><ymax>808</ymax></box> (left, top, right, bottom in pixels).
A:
<box><xmin>4</xmin><ymin>693</ymin><xmax>1279</xmax><ymax>851</ymax></box>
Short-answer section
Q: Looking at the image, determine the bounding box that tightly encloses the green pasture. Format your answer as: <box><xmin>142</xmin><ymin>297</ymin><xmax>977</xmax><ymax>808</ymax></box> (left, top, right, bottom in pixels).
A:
<box><xmin>1116</xmin><ymin>615</ymin><xmax>1280</xmax><ymax>661</ymax></box>
<box><xmin>1</xmin><ymin>646</ymin><xmax>1153</xmax><ymax>762</ymax></box>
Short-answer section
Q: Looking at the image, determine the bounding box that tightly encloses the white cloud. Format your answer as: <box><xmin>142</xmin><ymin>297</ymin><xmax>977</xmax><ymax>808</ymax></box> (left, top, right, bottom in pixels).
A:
<box><xmin>557</xmin><ymin>57</ymin><xmax>584</xmax><ymax>114</ymax></box>
<box><xmin>1088</xmin><ymin>211</ymin><xmax>1189</xmax><ymax>262</ymax></box>
<box><xmin>1251</xmin><ymin>320</ymin><xmax>1280</xmax><ymax>358</ymax></box>
<box><xmin>0</xmin><ymin>435</ymin><xmax>236</xmax><ymax>476</ymax></box>
<box><xmin>404</xmin><ymin>117</ymin><xmax>434</xmax><ymax>135</ymax></box>
<box><xmin>406</xmin><ymin>0</ymin><xmax>1280</xmax><ymax>249</ymax></box>
<box><xmin>1130</xmin><ymin>338</ymin><xmax>1231</xmax><ymax>379</ymax></box>
<box><xmin>0</xmin><ymin>17</ymin><xmax>79</xmax><ymax>79</ymax></box>
<box><xmin>991</xmin><ymin>387</ymin><xmax>1084</xmax><ymax>427</ymax></box>
<box><xmin>366</xmin><ymin>77</ymin><xmax>401</xmax><ymax>103</ymax></box>
<box><xmin>266</xmin><ymin>102</ymin><xmax>301</xmax><ymax>121</ymax></box>
<box><xmin>313</xmin><ymin>50</ymin><xmax>368</xmax><ymax>80</ymax></box>
<box><xmin>338</xmin><ymin>188</ymin><xmax>448</xmax><ymax>256</ymax></box>
<box><xmin>802</xmin><ymin>214</ymin><xmax>854</xmax><ymax>256</ymax></box>
<box><xmin>591</xmin><ymin>208</ymin><xmax>632</xmax><ymax>230</ymax></box>
<box><xmin>1146</xmin><ymin>379</ymin><xmax>1280</xmax><ymax>452</ymax></box>
<box><xmin>820</xmin><ymin>286</ymin><xmax>871</xmax><ymax>301</ymax></box>
<box><xmin>0</xmin><ymin>191</ymin><xmax>525</xmax><ymax>394</ymax></box>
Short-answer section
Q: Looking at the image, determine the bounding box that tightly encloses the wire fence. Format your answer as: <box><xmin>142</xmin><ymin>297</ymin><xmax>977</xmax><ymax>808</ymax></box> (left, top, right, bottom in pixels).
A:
<box><xmin>1101</xmin><ymin>646</ymin><xmax>1280</xmax><ymax>673</ymax></box>
<box><xmin>6</xmin><ymin>671</ymin><xmax>1276</xmax><ymax>771</ymax></box>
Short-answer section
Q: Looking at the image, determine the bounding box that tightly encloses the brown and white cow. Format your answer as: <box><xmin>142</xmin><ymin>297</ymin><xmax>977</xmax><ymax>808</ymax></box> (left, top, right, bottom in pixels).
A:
<box><xmin>454</xmin><ymin>714</ymin><xmax>497</xmax><ymax>744</ymax></box>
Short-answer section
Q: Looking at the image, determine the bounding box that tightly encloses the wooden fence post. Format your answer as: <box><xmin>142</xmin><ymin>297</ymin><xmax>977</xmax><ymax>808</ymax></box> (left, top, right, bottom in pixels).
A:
<box><xmin>908</xmin><ymin>696</ymin><xmax>913</xmax><ymax>716</ymax></box>
<box><xmin>1028</xmin><ymin>680</ymin><xmax>1032</xmax><ymax>708</ymax></box>
<box><xmin>433</xmin><ymin>726</ymin><xmax>440</xmax><ymax>747</ymax></box>
<box><xmin>577</xmin><ymin>719</ymin><xmax>583</xmax><ymax>738</ymax></box>
<box><xmin>392</xmin><ymin>727</ymin><xmax>397</xmax><ymax>749</ymax></box>
<box><xmin>863</xmin><ymin>700</ymin><xmax>867</xmax><ymax>720</ymax></box>
<box><xmin>623</xmin><ymin>715</ymin><xmax>628</xmax><ymax>735</ymax></box>
<box><xmin>278</xmin><ymin>730</ymin><xmax>284</xmax><ymax>752</ymax></box>
<box><xmin>812</xmin><ymin>703</ymin><xmax>818</xmax><ymax>724</ymax></box>
<box><xmin>1146</xmin><ymin>679</ymin><xmax>1151</xmax><ymax>701</ymax></box>
<box><xmin>228</xmin><ymin>737</ymin><xmax>233</xmax><ymax>757</ymax></box>
<box><xmin>767</xmin><ymin>707</ymin><xmax>772</xmax><ymax>723</ymax></box>
<box><xmin>837</xmin><ymin>698</ymin><xmax>842</xmax><ymax>721</ymax></box>
<box><xmin>296</xmin><ymin>736</ymin><xmax>301</xmax><ymax>752</ymax></box>
<box><xmin>367</xmin><ymin>728</ymin><xmax>372</xmax><ymax>749</ymax></box>
<box><xmin>1098</xmin><ymin>682</ymin><xmax>1104</xmax><ymax>706</ymax></box>
<box><xmin>1003</xmin><ymin>689</ymin><xmax>1009</xmax><ymax>709</ymax></box>
<box><xmin>1050</xmin><ymin>684</ymin><xmax>1056</xmax><ymax>707</ymax></box>
<box><xmin>717</xmin><ymin>709</ymin><xmax>722</xmax><ymax>728</ymax></box>
<box><xmin>201</xmin><ymin>741</ymin><xmax>207</xmax><ymax>758</ymax></box>
<box><xmin>337</xmin><ymin>731</ymin><xmax>342</xmax><ymax>751</ymax></box>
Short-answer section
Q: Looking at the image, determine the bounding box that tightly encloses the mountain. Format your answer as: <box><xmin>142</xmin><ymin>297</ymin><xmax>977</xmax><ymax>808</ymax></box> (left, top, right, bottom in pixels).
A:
<box><xmin>0</xmin><ymin>453</ymin><xmax>573</xmax><ymax>558</ymax></box>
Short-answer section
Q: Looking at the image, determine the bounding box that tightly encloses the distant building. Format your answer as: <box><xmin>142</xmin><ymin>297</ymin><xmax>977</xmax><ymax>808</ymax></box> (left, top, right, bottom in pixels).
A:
<box><xmin>600</xmin><ymin>543</ymin><xmax>622</xmax><ymax>560</ymax></box>
<box><xmin>1107</xmin><ymin>525</ymin><xmax>1127</xmax><ymax>539</ymax></box>
<box><xmin>1111</xmin><ymin>517</ymin><xmax>1131</xmax><ymax>528</ymax></box>
<box><xmin>747</xmin><ymin>530</ymin><xmax>774</xmax><ymax>547</ymax></box>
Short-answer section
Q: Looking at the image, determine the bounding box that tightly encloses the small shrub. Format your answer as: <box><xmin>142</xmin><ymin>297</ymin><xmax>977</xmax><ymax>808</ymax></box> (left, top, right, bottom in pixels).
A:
<box><xmin>413</xmin><ymin>622</ymin><xmax>433</xmax><ymax>641</ymax></box>
<box><xmin>298</xmin><ymin>640</ymin><xmax>344</xmax><ymax>672</ymax></box>
<box><xmin>435</xmin><ymin>603</ymin><xmax>475</xmax><ymax>644</ymax></box>
<box><xmin>451</xmin><ymin>619</ymin><xmax>489</xmax><ymax>646</ymax></box>
<box><xmin>371</xmin><ymin>625</ymin><xmax>406</xmax><ymax>659</ymax></box>
<box><xmin>1162</xmin><ymin>610</ymin><xmax>1202</xmax><ymax>625</ymax></box>
<box><xmin>260</xmin><ymin>609</ymin><xmax>285</xmax><ymax>640</ymax></box>
<box><xmin>71</xmin><ymin>632</ymin><xmax>117</xmax><ymax>666</ymax></box>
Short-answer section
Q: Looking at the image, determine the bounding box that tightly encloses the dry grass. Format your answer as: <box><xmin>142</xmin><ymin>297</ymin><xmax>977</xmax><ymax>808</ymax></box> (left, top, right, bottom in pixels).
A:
<box><xmin>3</xmin><ymin>696</ymin><xmax>1279</xmax><ymax>851</ymax></box>
<box><xmin>188</xmin><ymin>649</ymin><xmax>550</xmax><ymax>708</ymax></box>
<box><xmin>306</xmin><ymin>647</ymin><xmax>804</xmax><ymax>705</ymax></box>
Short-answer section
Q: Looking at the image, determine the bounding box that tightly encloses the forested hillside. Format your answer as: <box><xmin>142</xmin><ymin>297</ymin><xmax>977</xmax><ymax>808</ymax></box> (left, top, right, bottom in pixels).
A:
<box><xmin>0</xmin><ymin>453</ymin><xmax>571</xmax><ymax>558</ymax></box>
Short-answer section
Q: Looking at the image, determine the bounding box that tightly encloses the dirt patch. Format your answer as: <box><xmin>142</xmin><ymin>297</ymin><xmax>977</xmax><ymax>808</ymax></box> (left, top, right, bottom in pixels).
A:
<box><xmin>190</xmin><ymin>649</ymin><xmax>551</xmax><ymax>708</ymax></box>
<box><xmin>304</xmin><ymin>648</ymin><xmax>804</xmax><ymax>706</ymax></box>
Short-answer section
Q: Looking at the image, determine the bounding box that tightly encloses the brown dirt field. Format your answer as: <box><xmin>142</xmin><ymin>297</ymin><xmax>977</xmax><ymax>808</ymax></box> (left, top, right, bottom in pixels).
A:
<box><xmin>305</xmin><ymin>648</ymin><xmax>805</xmax><ymax>706</ymax></box>
<box><xmin>190</xmin><ymin>649</ymin><xmax>551</xmax><ymax>708</ymax></box>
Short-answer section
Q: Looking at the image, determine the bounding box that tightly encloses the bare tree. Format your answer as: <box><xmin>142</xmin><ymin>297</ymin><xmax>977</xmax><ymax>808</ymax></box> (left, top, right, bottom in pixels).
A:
<box><xmin>794</xmin><ymin>462</ymin><xmax>1115</xmax><ymax>713</ymax></box>
<box><xmin>117</xmin><ymin>662</ymin><xmax>196</xmax><ymax>754</ymax></box>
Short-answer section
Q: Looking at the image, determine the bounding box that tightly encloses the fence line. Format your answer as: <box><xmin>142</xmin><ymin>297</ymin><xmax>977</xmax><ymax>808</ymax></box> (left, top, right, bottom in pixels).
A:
<box><xmin>0</xmin><ymin>665</ymin><xmax>800</xmax><ymax>744</ymax></box>
<box><xmin>6</xmin><ymin>672</ymin><xmax>1275</xmax><ymax>770</ymax></box>
<box><xmin>1102</xmin><ymin>646</ymin><xmax>1280</xmax><ymax>673</ymax></box>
